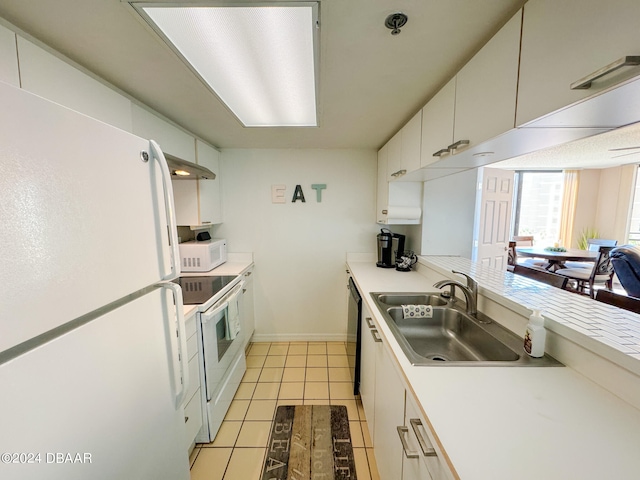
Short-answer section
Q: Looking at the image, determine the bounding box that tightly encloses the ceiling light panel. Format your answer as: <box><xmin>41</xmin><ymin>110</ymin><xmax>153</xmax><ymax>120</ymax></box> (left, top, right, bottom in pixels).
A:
<box><xmin>140</xmin><ymin>3</ymin><xmax>318</xmax><ymax>127</ymax></box>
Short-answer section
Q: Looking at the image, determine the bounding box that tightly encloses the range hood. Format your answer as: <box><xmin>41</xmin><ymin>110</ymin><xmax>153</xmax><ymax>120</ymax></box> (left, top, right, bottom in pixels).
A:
<box><xmin>165</xmin><ymin>153</ymin><xmax>216</xmax><ymax>180</ymax></box>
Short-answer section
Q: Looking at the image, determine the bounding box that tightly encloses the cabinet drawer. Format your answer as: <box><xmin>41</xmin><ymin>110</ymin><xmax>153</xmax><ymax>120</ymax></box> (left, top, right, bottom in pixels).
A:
<box><xmin>185</xmin><ymin>354</ymin><xmax>201</xmax><ymax>403</ymax></box>
<box><xmin>184</xmin><ymin>388</ymin><xmax>202</xmax><ymax>450</ymax></box>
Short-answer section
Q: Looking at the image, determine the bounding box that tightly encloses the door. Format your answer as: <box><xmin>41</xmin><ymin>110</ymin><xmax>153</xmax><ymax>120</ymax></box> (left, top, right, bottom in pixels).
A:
<box><xmin>474</xmin><ymin>167</ymin><xmax>515</xmax><ymax>269</ymax></box>
<box><xmin>0</xmin><ymin>81</ymin><xmax>176</xmax><ymax>353</ymax></box>
<box><xmin>0</xmin><ymin>289</ymin><xmax>189</xmax><ymax>480</ymax></box>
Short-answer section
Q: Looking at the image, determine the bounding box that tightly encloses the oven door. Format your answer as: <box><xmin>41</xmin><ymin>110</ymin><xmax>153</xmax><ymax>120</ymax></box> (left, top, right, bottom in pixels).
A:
<box><xmin>200</xmin><ymin>282</ymin><xmax>244</xmax><ymax>402</ymax></box>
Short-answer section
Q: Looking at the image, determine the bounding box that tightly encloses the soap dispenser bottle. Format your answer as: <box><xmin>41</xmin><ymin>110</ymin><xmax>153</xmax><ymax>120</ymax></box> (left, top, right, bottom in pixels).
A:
<box><xmin>524</xmin><ymin>309</ymin><xmax>546</xmax><ymax>358</ymax></box>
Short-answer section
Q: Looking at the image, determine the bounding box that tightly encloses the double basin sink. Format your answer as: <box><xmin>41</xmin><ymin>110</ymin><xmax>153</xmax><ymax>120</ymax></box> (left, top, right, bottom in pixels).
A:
<box><xmin>371</xmin><ymin>292</ymin><xmax>561</xmax><ymax>366</ymax></box>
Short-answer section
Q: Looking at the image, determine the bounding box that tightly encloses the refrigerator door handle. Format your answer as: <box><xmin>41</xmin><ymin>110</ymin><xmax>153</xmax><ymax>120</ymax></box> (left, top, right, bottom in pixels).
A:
<box><xmin>160</xmin><ymin>282</ymin><xmax>189</xmax><ymax>409</ymax></box>
<box><xmin>149</xmin><ymin>140</ymin><xmax>181</xmax><ymax>281</ymax></box>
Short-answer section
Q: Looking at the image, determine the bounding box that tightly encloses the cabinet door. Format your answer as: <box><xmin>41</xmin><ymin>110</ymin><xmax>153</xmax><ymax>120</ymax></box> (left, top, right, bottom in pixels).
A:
<box><xmin>359</xmin><ymin>306</ymin><xmax>379</xmax><ymax>439</ymax></box>
<box><xmin>132</xmin><ymin>104</ymin><xmax>196</xmax><ymax>163</ymax></box>
<box><xmin>386</xmin><ymin>131</ymin><xmax>402</xmax><ymax>181</ymax></box>
<box><xmin>455</xmin><ymin>10</ymin><xmax>521</xmax><ymax>149</ymax></box>
<box><xmin>196</xmin><ymin>140</ymin><xmax>223</xmax><ymax>225</ymax></box>
<box><xmin>0</xmin><ymin>24</ymin><xmax>19</xmax><ymax>87</ymax></box>
<box><xmin>420</xmin><ymin>78</ymin><xmax>455</xmax><ymax>167</ymax></box>
<box><xmin>401</xmin><ymin>111</ymin><xmax>422</xmax><ymax>174</ymax></box>
<box><xmin>373</xmin><ymin>340</ymin><xmax>405</xmax><ymax>480</ymax></box>
<box><xmin>240</xmin><ymin>268</ymin><xmax>255</xmax><ymax>348</ymax></box>
<box><xmin>403</xmin><ymin>394</ymin><xmax>452</xmax><ymax>480</ymax></box>
<box><xmin>17</xmin><ymin>37</ymin><xmax>133</xmax><ymax>131</ymax></box>
<box><xmin>517</xmin><ymin>0</ymin><xmax>640</xmax><ymax>126</ymax></box>
<box><xmin>376</xmin><ymin>144</ymin><xmax>389</xmax><ymax>224</ymax></box>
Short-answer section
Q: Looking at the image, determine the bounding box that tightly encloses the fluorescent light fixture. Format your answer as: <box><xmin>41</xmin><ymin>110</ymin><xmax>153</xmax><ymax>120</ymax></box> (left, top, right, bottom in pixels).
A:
<box><xmin>138</xmin><ymin>3</ymin><xmax>319</xmax><ymax>127</ymax></box>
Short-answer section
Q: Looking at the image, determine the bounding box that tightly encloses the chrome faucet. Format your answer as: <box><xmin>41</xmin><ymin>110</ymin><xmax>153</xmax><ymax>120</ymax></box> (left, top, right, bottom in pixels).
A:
<box><xmin>433</xmin><ymin>270</ymin><xmax>478</xmax><ymax>316</ymax></box>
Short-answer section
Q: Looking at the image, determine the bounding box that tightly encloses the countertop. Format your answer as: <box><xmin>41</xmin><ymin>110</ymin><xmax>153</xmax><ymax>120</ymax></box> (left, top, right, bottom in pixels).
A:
<box><xmin>347</xmin><ymin>258</ymin><xmax>640</xmax><ymax>480</ymax></box>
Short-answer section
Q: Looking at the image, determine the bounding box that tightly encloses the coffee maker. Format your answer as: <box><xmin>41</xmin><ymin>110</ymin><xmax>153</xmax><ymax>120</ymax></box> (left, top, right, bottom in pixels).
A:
<box><xmin>376</xmin><ymin>228</ymin><xmax>406</xmax><ymax>268</ymax></box>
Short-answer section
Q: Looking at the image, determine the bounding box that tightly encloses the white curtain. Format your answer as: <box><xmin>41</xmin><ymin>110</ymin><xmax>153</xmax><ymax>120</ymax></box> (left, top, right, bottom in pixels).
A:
<box><xmin>559</xmin><ymin>170</ymin><xmax>580</xmax><ymax>248</ymax></box>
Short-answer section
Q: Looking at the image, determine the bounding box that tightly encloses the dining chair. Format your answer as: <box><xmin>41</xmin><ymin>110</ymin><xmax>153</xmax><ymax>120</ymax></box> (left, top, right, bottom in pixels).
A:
<box><xmin>513</xmin><ymin>265</ymin><xmax>569</xmax><ymax>289</ymax></box>
<box><xmin>556</xmin><ymin>246</ymin><xmax>615</xmax><ymax>298</ymax></box>
<box><xmin>511</xmin><ymin>235</ymin><xmax>546</xmax><ymax>268</ymax></box>
<box><xmin>610</xmin><ymin>245</ymin><xmax>640</xmax><ymax>298</ymax></box>
<box><xmin>513</xmin><ymin>235</ymin><xmax>534</xmax><ymax>246</ymax></box>
<box><xmin>564</xmin><ymin>239</ymin><xmax>618</xmax><ymax>269</ymax></box>
<box><xmin>595</xmin><ymin>289</ymin><xmax>640</xmax><ymax>314</ymax></box>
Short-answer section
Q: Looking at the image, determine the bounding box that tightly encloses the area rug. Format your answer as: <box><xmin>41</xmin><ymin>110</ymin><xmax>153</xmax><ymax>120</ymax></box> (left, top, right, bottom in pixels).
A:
<box><xmin>261</xmin><ymin>405</ymin><xmax>357</xmax><ymax>480</ymax></box>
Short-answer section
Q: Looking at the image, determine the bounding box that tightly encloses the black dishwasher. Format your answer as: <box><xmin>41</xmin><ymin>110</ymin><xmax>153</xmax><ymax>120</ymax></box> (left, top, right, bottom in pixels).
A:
<box><xmin>347</xmin><ymin>277</ymin><xmax>362</xmax><ymax>395</ymax></box>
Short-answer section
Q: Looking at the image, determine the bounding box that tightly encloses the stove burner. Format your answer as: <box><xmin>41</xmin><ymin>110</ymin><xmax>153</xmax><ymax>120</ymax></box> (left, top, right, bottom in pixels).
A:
<box><xmin>174</xmin><ymin>275</ymin><xmax>238</xmax><ymax>305</ymax></box>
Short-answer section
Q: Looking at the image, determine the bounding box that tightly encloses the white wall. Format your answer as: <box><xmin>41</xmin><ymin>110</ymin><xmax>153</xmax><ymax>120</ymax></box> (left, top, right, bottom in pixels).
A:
<box><xmin>214</xmin><ymin>149</ymin><xmax>378</xmax><ymax>341</ymax></box>
<box><xmin>420</xmin><ymin>169</ymin><xmax>479</xmax><ymax>258</ymax></box>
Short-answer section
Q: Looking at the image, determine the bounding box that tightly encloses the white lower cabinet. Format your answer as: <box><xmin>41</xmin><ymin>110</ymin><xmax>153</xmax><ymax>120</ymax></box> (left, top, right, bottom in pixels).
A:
<box><xmin>359</xmin><ymin>305</ymin><xmax>379</xmax><ymax>438</ymax></box>
<box><xmin>240</xmin><ymin>267</ymin><xmax>255</xmax><ymax>349</ymax></box>
<box><xmin>183</xmin><ymin>311</ymin><xmax>202</xmax><ymax>451</ymax></box>
<box><xmin>363</xmin><ymin>313</ymin><xmax>454</xmax><ymax>480</ymax></box>
<box><xmin>402</xmin><ymin>393</ymin><xmax>451</xmax><ymax>480</ymax></box>
<box><xmin>373</xmin><ymin>335</ymin><xmax>405</xmax><ymax>480</ymax></box>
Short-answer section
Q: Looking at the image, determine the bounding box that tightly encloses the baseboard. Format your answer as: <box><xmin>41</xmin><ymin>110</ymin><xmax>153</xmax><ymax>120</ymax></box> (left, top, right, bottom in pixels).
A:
<box><xmin>251</xmin><ymin>333</ymin><xmax>348</xmax><ymax>343</ymax></box>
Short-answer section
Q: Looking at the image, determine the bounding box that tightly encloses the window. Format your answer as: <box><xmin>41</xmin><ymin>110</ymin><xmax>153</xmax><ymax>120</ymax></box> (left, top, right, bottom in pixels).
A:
<box><xmin>512</xmin><ymin>171</ymin><xmax>564</xmax><ymax>245</ymax></box>
<box><xmin>627</xmin><ymin>166</ymin><xmax>640</xmax><ymax>245</ymax></box>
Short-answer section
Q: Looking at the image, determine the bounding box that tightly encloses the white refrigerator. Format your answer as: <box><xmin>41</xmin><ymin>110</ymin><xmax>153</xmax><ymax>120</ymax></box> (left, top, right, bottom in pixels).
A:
<box><xmin>0</xmin><ymin>81</ymin><xmax>190</xmax><ymax>479</ymax></box>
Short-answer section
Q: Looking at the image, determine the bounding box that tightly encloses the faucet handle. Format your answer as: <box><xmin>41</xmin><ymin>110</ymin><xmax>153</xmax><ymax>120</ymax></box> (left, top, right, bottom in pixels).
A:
<box><xmin>452</xmin><ymin>270</ymin><xmax>477</xmax><ymax>290</ymax></box>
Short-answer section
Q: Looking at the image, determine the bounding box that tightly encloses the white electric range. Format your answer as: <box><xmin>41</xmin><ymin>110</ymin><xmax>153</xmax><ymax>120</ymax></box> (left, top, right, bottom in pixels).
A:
<box><xmin>173</xmin><ymin>274</ymin><xmax>246</xmax><ymax>443</ymax></box>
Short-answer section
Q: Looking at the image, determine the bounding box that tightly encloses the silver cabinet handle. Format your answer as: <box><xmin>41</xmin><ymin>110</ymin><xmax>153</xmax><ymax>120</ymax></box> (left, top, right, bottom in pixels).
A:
<box><xmin>371</xmin><ymin>329</ymin><xmax>382</xmax><ymax>343</ymax></box>
<box><xmin>410</xmin><ymin>419</ymin><xmax>437</xmax><ymax>457</ymax></box>
<box><xmin>245</xmin><ymin>271</ymin><xmax>252</xmax><ymax>276</ymax></box>
<box><xmin>571</xmin><ymin>55</ymin><xmax>640</xmax><ymax>90</ymax></box>
<box><xmin>432</xmin><ymin>148</ymin><xmax>450</xmax><ymax>157</ymax></box>
<box><xmin>397</xmin><ymin>426</ymin><xmax>419</xmax><ymax>458</ymax></box>
<box><xmin>365</xmin><ymin>317</ymin><xmax>375</xmax><ymax>329</ymax></box>
<box><xmin>381</xmin><ymin>209</ymin><xmax>388</xmax><ymax>215</ymax></box>
<box><xmin>447</xmin><ymin>139</ymin><xmax>470</xmax><ymax>151</ymax></box>
<box><xmin>391</xmin><ymin>169</ymin><xmax>407</xmax><ymax>177</ymax></box>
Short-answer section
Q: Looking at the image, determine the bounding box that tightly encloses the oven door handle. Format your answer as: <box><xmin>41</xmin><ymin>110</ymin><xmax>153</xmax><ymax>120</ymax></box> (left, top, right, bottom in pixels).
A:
<box><xmin>201</xmin><ymin>300</ymin><xmax>229</xmax><ymax>325</ymax></box>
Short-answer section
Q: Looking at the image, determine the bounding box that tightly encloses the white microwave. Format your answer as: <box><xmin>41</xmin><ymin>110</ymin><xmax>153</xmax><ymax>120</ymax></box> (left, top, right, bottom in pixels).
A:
<box><xmin>178</xmin><ymin>239</ymin><xmax>227</xmax><ymax>272</ymax></box>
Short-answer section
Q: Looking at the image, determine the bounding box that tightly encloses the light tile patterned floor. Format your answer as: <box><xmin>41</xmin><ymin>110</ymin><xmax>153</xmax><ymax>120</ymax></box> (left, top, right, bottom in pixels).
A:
<box><xmin>189</xmin><ymin>341</ymin><xmax>380</xmax><ymax>480</ymax></box>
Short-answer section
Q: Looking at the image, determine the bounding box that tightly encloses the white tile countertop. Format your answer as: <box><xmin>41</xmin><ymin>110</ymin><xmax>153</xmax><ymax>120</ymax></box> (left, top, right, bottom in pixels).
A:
<box><xmin>347</xmin><ymin>256</ymin><xmax>640</xmax><ymax>480</ymax></box>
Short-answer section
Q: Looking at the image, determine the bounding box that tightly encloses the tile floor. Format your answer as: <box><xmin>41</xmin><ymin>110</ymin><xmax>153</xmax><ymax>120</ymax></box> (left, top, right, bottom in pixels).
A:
<box><xmin>189</xmin><ymin>341</ymin><xmax>380</xmax><ymax>480</ymax></box>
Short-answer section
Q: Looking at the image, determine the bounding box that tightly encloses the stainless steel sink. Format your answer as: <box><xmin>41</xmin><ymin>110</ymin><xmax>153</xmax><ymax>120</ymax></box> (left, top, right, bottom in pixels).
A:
<box><xmin>371</xmin><ymin>292</ymin><xmax>562</xmax><ymax>367</ymax></box>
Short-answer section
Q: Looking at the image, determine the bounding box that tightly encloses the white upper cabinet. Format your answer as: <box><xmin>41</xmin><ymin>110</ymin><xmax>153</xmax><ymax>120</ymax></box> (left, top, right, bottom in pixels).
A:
<box><xmin>172</xmin><ymin>140</ymin><xmax>222</xmax><ymax>227</ymax></box>
<box><xmin>420</xmin><ymin>78</ymin><xmax>455</xmax><ymax>167</ymax></box>
<box><xmin>386</xmin><ymin>111</ymin><xmax>423</xmax><ymax>180</ymax></box>
<box><xmin>421</xmin><ymin>10</ymin><xmax>521</xmax><ymax>167</ymax></box>
<box><xmin>376</xmin><ymin>143</ymin><xmax>390</xmax><ymax>224</ymax></box>
<box><xmin>386</xmin><ymin>131</ymin><xmax>402</xmax><ymax>181</ymax></box>
<box><xmin>17</xmin><ymin>37</ymin><xmax>132</xmax><ymax>131</ymax></box>
<box><xmin>131</xmin><ymin>105</ymin><xmax>196</xmax><ymax>163</ymax></box>
<box><xmin>195</xmin><ymin>140</ymin><xmax>222</xmax><ymax>225</ymax></box>
<box><xmin>517</xmin><ymin>0</ymin><xmax>640</xmax><ymax>127</ymax></box>
<box><xmin>0</xmin><ymin>24</ymin><xmax>19</xmax><ymax>87</ymax></box>
<box><xmin>455</xmin><ymin>10</ymin><xmax>521</xmax><ymax>146</ymax></box>
<box><xmin>400</xmin><ymin>111</ymin><xmax>422</xmax><ymax>174</ymax></box>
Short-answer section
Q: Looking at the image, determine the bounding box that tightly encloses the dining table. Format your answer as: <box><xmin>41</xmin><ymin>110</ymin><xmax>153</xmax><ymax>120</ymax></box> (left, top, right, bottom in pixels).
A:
<box><xmin>516</xmin><ymin>247</ymin><xmax>599</xmax><ymax>272</ymax></box>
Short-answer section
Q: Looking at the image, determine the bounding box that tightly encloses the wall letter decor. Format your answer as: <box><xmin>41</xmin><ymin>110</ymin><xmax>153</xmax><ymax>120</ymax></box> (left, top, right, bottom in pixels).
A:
<box><xmin>311</xmin><ymin>184</ymin><xmax>327</xmax><ymax>202</ymax></box>
<box><xmin>292</xmin><ymin>184</ymin><xmax>306</xmax><ymax>203</ymax></box>
<box><xmin>271</xmin><ymin>185</ymin><xmax>287</xmax><ymax>204</ymax></box>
